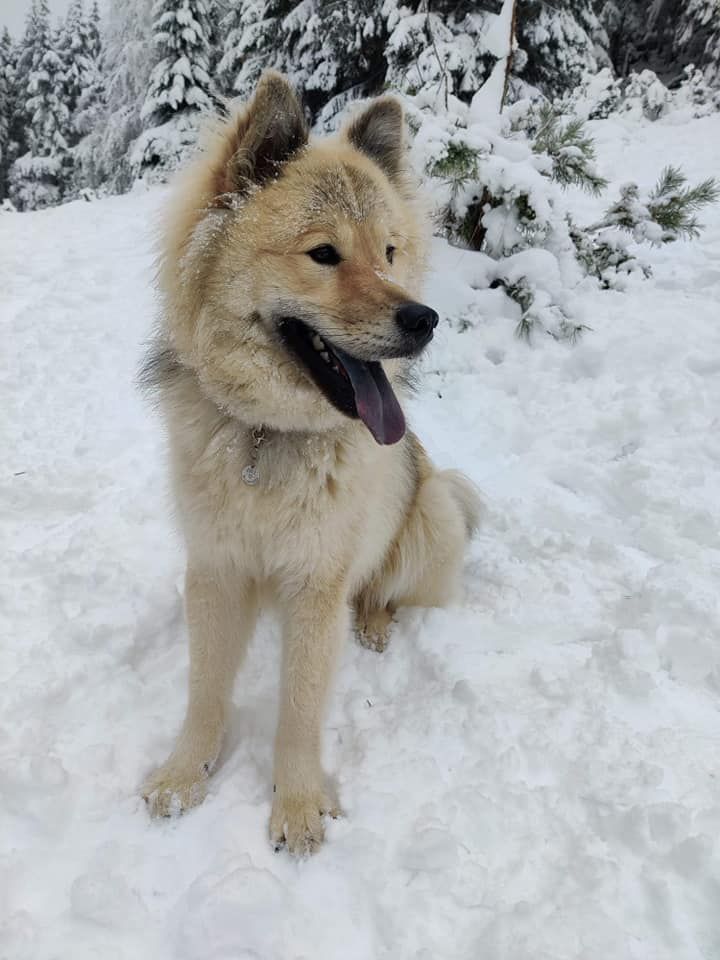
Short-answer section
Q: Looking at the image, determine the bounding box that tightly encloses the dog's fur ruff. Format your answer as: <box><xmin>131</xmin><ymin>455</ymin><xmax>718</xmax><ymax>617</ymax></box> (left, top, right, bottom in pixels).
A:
<box><xmin>141</xmin><ymin>72</ymin><xmax>482</xmax><ymax>853</ymax></box>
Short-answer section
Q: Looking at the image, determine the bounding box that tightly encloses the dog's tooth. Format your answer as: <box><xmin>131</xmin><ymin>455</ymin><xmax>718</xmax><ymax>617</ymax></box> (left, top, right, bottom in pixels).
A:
<box><xmin>312</xmin><ymin>334</ymin><xmax>324</xmax><ymax>351</ymax></box>
<box><xmin>320</xmin><ymin>351</ymin><xmax>330</xmax><ymax>363</ymax></box>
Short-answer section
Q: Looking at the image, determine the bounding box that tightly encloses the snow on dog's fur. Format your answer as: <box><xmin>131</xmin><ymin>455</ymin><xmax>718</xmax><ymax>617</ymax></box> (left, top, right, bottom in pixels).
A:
<box><xmin>141</xmin><ymin>71</ymin><xmax>482</xmax><ymax>853</ymax></box>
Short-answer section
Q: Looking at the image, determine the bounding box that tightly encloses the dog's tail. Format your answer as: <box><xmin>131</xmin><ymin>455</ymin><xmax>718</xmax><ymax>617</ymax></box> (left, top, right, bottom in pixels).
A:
<box><xmin>440</xmin><ymin>470</ymin><xmax>484</xmax><ymax>538</ymax></box>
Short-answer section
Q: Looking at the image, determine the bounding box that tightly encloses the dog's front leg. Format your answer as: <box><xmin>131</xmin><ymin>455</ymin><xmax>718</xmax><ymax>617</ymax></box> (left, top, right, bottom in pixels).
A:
<box><xmin>142</xmin><ymin>566</ymin><xmax>257</xmax><ymax>817</ymax></box>
<box><xmin>270</xmin><ymin>582</ymin><xmax>347</xmax><ymax>854</ymax></box>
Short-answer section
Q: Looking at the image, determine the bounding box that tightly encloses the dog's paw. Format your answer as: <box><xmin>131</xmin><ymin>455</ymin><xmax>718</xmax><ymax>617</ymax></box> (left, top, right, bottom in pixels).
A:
<box><xmin>269</xmin><ymin>790</ymin><xmax>340</xmax><ymax>855</ymax></box>
<box><xmin>356</xmin><ymin>607</ymin><xmax>394</xmax><ymax>653</ymax></box>
<box><xmin>141</xmin><ymin>763</ymin><xmax>208</xmax><ymax>818</ymax></box>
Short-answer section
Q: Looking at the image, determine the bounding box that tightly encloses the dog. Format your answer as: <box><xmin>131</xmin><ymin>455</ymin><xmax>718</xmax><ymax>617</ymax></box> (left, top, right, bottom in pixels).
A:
<box><xmin>140</xmin><ymin>71</ymin><xmax>482</xmax><ymax>854</ymax></box>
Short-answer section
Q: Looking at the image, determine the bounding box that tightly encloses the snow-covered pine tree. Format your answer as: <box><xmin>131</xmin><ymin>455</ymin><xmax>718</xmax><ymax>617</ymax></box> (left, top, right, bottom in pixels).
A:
<box><xmin>515</xmin><ymin>0</ymin><xmax>606</xmax><ymax>98</ymax></box>
<box><xmin>281</xmin><ymin>0</ymin><xmax>388</xmax><ymax>124</ymax></box>
<box><xmin>596</xmin><ymin>1</ymin><xmax>644</xmax><ymax>78</ymax></box>
<box><xmin>0</xmin><ymin>28</ymin><xmax>17</xmax><ymax>199</ymax></box>
<box><xmin>383</xmin><ymin>0</ymin><xmax>606</xmax><ymax>110</ymax></box>
<box><xmin>58</xmin><ymin>0</ymin><xmax>102</xmax><ymax>145</ymax></box>
<box><xmin>141</xmin><ymin>0</ymin><xmax>215</xmax><ymax>124</ymax></box>
<box><xmin>3</xmin><ymin>20</ymin><xmax>34</xmax><ymax>205</ymax></box>
<box><xmin>203</xmin><ymin>0</ymin><xmax>223</xmax><ymax>80</ymax></box>
<box><xmin>671</xmin><ymin>0</ymin><xmax>720</xmax><ymax>87</ymax></box>
<box><xmin>57</xmin><ymin>0</ymin><xmax>86</xmax><ymax>123</ymax></box>
<box><xmin>68</xmin><ymin>1</ymin><xmax>106</xmax><ymax>196</ymax></box>
<box><xmin>600</xmin><ymin>0</ymin><xmax>720</xmax><ymax>88</ymax></box>
<box><xmin>73</xmin><ymin>41</ymin><xmax>104</xmax><ymax>139</ymax></box>
<box><xmin>11</xmin><ymin>0</ymin><xmax>43</xmax><ymax>167</ymax></box>
<box><xmin>217</xmin><ymin>0</ymin><xmax>290</xmax><ymax>101</ymax></box>
<box><xmin>221</xmin><ymin>0</ymin><xmax>388</xmax><ymax>126</ymax></box>
<box><xmin>384</xmin><ymin>0</ymin><xmax>499</xmax><ymax>106</ymax></box>
<box><xmin>138</xmin><ymin>0</ymin><xmax>216</xmax><ymax>173</ymax></box>
<box><xmin>9</xmin><ymin>0</ymin><xmax>71</xmax><ymax>209</ymax></box>
<box><xmin>87</xmin><ymin>0</ymin><xmax>101</xmax><ymax>60</ymax></box>
<box><xmin>14</xmin><ymin>1</ymin><xmax>40</xmax><ymax>88</ymax></box>
<box><xmin>78</xmin><ymin>0</ymin><xmax>153</xmax><ymax>193</ymax></box>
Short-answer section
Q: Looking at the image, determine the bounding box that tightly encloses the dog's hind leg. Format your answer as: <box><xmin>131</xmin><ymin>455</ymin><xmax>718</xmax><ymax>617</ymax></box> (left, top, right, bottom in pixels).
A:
<box><xmin>142</xmin><ymin>567</ymin><xmax>258</xmax><ymax>817</ymax></box>
<box><xmin>355</xmin><ymin>464</ymin><xmax>482</xmax><ymax>652</ymax></box>
<box><xmin>355</xmin><ymin>599</ymin><xmax>395</xmax><ymax>653</ymax></box>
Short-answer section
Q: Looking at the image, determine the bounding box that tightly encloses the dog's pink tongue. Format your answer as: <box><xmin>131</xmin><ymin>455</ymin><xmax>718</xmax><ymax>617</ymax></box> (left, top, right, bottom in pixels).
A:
<box><xmin>337</xmin><ymin>351</ymin><xmax>406</xmax><ymax>445</ymax></box>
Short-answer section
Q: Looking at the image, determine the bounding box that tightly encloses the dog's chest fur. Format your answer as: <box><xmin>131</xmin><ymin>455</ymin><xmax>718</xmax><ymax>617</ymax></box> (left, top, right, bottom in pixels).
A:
<box><xmin>164</xmin><ymin>372</ymin><xmax>411</xmax><ymax>590</ymax></box>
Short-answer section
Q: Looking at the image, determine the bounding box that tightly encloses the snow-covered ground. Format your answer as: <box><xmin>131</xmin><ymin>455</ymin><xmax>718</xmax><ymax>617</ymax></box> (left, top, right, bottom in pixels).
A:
<box><xmin>2</xmin><ymin>113</ymin><xmax>720</xmax><ymax>960</ymax></box>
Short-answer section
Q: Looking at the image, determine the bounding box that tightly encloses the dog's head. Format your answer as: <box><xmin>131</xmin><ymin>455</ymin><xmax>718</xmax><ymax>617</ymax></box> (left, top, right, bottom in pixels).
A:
<box><xmin>160</xmin><ymin>72</ymin><xmax>434</xmax><ymax>444</ymax></box>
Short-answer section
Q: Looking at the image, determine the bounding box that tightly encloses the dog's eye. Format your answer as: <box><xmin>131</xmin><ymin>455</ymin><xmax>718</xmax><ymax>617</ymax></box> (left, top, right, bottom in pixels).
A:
<box><xmin>385</xmin><ymin>245</ymin><xmax>396</xmax><ymax>265</ymax></box>
<box><xmin>307</xmin><ymin>245</ymin><xmax>341</xmax><ymax>266</ymax></box>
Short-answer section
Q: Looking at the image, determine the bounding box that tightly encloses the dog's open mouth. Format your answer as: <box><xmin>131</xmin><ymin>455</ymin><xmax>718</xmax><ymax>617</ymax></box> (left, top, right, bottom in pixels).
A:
<box><xmin>279</xmin><ymin>318</ymin><xmax>406</xmax><ymax>445</ymax></box>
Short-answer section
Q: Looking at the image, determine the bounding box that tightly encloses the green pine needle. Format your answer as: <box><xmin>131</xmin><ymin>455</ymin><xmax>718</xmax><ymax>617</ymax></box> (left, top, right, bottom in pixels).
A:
<box><xmin>648</xmin><ymin>166</ymin><xmax>720</xmax><ymax>240</ymax></box>
<box><xmin>532</xmin><ymin>104</ymin><xmax>608</xmax><ymax>195</ymax></box>
<box><xmin>430</xmin><ymin>141</ymin><xmax>480</xmax><ymax>187</ymax></box>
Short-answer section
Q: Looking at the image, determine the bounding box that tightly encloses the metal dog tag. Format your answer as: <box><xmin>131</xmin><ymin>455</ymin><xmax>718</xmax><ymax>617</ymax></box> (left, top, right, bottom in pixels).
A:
<box><xmin>242</xmin><ymin>464</ymin><xmax>259</xmax><ymax>485</ymax></box>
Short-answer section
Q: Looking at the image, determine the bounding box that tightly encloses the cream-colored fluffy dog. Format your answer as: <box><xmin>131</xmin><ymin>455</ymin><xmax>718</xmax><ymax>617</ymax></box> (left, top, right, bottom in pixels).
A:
<box><xmin>141</xmin><ymin>72</ymin><xmax>481</xmax><ymax>853</ymax></box>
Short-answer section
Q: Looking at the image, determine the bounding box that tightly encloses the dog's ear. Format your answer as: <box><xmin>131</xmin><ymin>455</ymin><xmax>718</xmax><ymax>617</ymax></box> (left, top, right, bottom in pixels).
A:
<box><xmin>346</xmin><ymin>98</ymin><xmax>405</xmax><ymax>182</ymax></box>
<box><xmin>214</xmin><ymin>71</ymin><xmax>308</xmax><ymax>200</ymax></box>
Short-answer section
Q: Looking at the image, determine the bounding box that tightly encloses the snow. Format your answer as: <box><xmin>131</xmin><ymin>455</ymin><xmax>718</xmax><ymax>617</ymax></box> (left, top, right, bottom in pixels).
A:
<box><xmin>2</xmin><ymin>112</ymin><xmax>720</xmax><ymax>959</ymax></box>
<box><xmin>469</xmin><ymin>56</ymin><xmax>507</xmax><ymax>122</ymax></box>
<box><xmin>481</xmin><ymin>0</ymin><xmax>515</xmax><ymax>61</ymax></box>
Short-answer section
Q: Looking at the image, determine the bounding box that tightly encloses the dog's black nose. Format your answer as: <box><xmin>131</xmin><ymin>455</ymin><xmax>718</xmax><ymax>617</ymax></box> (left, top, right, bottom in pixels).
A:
<box><xmin>395</xmin><ymin>302</ymin><xmax>439</xmax><ymax>337</ymax></box>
